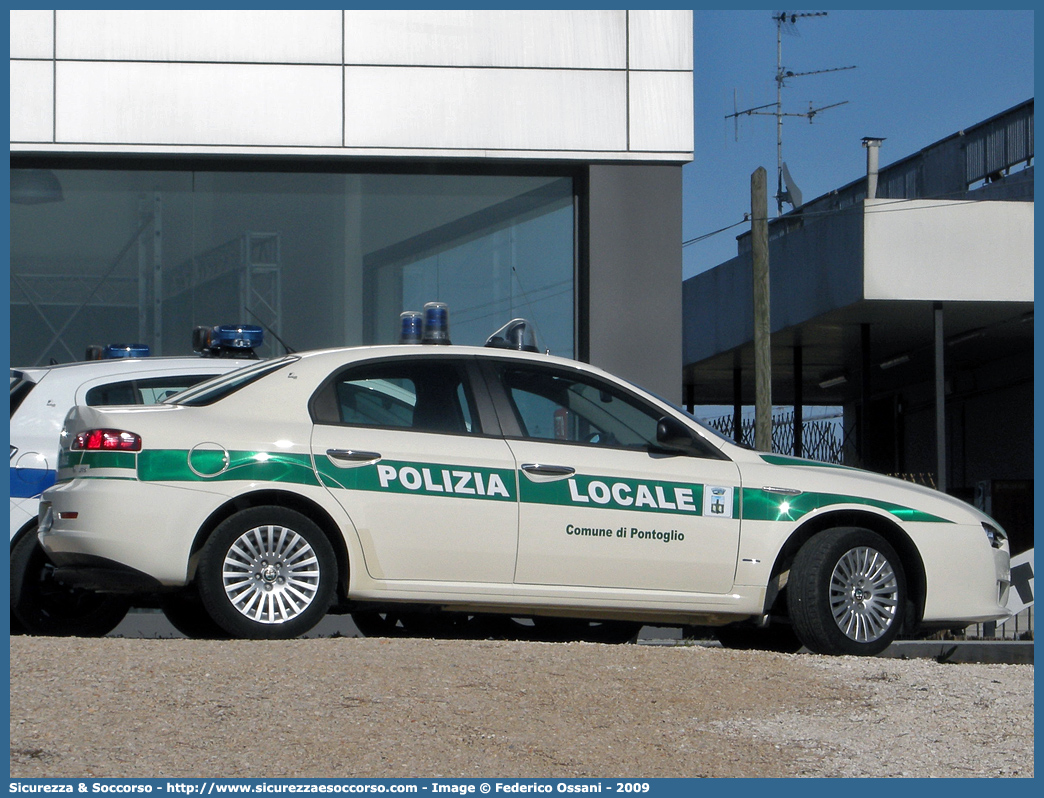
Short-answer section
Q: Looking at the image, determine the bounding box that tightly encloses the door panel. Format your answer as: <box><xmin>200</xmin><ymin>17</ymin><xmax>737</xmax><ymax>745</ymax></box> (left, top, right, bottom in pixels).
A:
<box><xmin>309</xmin><ymin>356</ymin><xmax>518</xmax><ymax>584</ymax></box>
<box><xmin>509</xmin><ymin>439</ymin><xmax>741</xmax><ymax>592</ymax></box>
<box><xmin>488</xmin><ymin>360</ymin><xmax>742</xmax><ymax>594</ymax></box>
<box><xmin>313</xmin><ymin>426</ymin><xmax>519</xmax><ymax>583</ymax></box>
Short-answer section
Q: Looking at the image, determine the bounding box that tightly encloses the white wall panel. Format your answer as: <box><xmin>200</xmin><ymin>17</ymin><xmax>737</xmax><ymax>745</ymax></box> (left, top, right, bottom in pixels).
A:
<box><xmin>864</xmin><ymin>199</ymin><xmax>1034</xmax><ymax>301</ymax></box>
<box><xmin>344</xmin><ymin>10</ymin><xmax>625</xmax><ymax>69</ymax></box>
<box><xmin>12</xmin><ymin>10</ymin><xmax>693</xmax><ymax>160</ymax></box>
<box><xmin>56</xmin><ymin>62</ymin><xmax>342</xmax><ymax>147</ymax></box>
<box><xmin>629</xmin><ymin>71</ymin><xmax>694</xmax><ymax>153</ymax></box>
<box><xmin>10</xmin><ymin>60</ymin><xmax>53</xmax><ymax>142</ymax></box>
<box><xmin>345</xmin><ymin>67</ymin><xmax>627</xmax><ymax>152</ymax></box>
<box><xmin>10</xmin><ymin>10</ymin><xmax>53</xmax><ymax>59</ymax></box>
<box><xmin>629</xmin><ymin>11</ymin><xmax>693</xmax><ymax>71</ymax></box>
<box><xmin>56</xmin><ymin>10</ymin><xmax>342</xmax><ymax>64</ymax></box>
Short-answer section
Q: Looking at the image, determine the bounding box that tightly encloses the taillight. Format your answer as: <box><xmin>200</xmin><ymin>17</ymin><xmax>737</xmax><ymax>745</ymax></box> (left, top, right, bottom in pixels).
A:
<box><xmin>72</xmin><ymin>429</ymin><xmax>142</xmax><ymax>452</ymax></box>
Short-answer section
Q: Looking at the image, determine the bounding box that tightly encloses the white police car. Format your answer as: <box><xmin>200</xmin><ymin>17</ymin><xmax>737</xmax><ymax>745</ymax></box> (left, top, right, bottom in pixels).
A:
<box><xmin>11</xmin><ymin>327</ymin><xmax>262</xmax><ymax>635</ymax></box>
<box><xmin>37</xmin><ymin>314</ymin><xmax>1011</xmax><ymax>654</ymax></box>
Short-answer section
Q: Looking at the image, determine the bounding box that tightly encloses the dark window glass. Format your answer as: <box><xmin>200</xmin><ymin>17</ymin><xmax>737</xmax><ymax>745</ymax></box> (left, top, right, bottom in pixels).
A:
<box><xmin>170</xmin><ymin>357</ymin><xmax>296</xmax><ymax>407</ymax></box>
<box><xmin>9</xmin><ymin>373</ymin><xmax>35</xmax><ymax>418</ymax></box>
<box><xmin>10</xmin><ymin>169</ymin><xmax>574</xmax><ymax>367</ymax></box>
<box><xmin>85</xmin><ymin>374</ymin><xmax>210</xmax><ymax>406</ymax></box>
<box><xmin>317</xmin><ymin>360</ymin><xmax>477</xmax><ymax>435</ymax></box>
<box><xmin>499</xmin><ymin>367</ymin><xmax>659</xmax><ymax>450</ymax></box>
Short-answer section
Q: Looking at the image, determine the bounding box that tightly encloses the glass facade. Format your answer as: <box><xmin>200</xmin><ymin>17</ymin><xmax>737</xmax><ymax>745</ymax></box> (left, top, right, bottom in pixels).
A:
<box><xmin>10</xmin><ymin>167</ymin><xmax>575</xmax><ymax>366</ymax></box>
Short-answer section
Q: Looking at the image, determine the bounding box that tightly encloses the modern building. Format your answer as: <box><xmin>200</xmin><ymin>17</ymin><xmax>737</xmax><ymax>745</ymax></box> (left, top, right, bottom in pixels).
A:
<box><xmin>683</xmin><ymin>100</ymin><xmax>1034</xmax><ymax>555</ymax></box>
<box><xmin>10</xmin><ymin>10</ymin><xmax>693</xmax><ymax>400</ymax></box>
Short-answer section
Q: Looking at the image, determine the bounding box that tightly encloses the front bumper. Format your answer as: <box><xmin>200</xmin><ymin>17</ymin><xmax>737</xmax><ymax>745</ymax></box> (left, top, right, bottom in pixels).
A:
<box><xmin>918</xmin><ymin>522</ymin><xmax>1011</xmax><ymax>625</ymax></box>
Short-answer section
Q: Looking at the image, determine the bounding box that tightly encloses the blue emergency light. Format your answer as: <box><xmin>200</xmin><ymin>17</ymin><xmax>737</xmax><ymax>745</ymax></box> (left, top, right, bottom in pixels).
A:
<box><xmin>211</xmin><ymin>324</ymin><xmax>264</xmax><ymax>350</ymax></box>
<box><xmin>399</xmin><ymin>311</ymin><xmax>424</xmax><ymax>344</ymax></box>
<box><xmin>103</xmin><ymin>343</ymin><xmax>151</xmax><ymax>359</ymax></box>
<box><xmin>193</xmin><ymin>324</ymin><xmax>264</xmax><ymax>358</ymax></box>
<box><xmin>421</xmin><ymin>301</ymin><xmax>451</xmax><ymax>345</ymax></box>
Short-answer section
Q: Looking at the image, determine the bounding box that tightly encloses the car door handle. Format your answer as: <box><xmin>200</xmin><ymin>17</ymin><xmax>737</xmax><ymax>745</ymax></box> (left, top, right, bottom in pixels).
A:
<box><xmin>521</xmin><ymin>463</ymin><xmax>575</xmax><ymax>477</ymax></box>
<box><xmin>326</xmin><ymin>449</ymin><xmax>382</xmax><ymax>465</ymax></box>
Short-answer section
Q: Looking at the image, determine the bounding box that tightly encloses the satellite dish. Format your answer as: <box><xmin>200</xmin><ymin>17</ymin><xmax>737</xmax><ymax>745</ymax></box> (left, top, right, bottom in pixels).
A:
<box><xmin>781</xmin><ymin>162</ymin><xmax>803</xmax><ymax>209</ymax></box>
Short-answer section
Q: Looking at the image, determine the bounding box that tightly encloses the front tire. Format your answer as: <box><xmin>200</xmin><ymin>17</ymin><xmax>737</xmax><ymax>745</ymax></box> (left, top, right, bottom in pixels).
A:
<box><xmin>10</xmin><ymin>525</ymin><xmax>130</xmax><ymax>637</ymax></box>
<box><xmin>197</xmin><ymin>507</ymin><xmax>336</xmax><ymax>640</ymax></box>
<box><xmin>789</xmin><ymin>527</ymin><xmax>906</xmax><ymax>656</ymax></box>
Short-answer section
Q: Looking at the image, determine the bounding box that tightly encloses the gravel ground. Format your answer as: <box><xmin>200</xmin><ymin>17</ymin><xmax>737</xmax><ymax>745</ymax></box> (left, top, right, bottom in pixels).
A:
<box><xmin>9</xmin><ymin>636</ymin><xmax>1034</xmax><ymax>779</ymax></box>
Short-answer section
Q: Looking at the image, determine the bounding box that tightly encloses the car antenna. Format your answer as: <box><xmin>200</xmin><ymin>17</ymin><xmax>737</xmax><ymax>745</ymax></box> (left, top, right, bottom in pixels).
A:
<box><xmin>242</xmin><ymin>307</ymin><xmax>296</xmax><ymax>354</ymax></box>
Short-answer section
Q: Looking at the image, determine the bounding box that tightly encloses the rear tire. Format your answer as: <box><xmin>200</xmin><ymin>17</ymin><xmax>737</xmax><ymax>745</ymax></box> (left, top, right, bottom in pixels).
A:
<box><xmin>10</xmin><ymin>525</ymin><xmax>129</xmax><ymax>637</ymax></box>
<box><xmin>789</xmin><ymin>527</ymin><xmax>906</xmax><ymax>656</ymax></box>
<box><xmin>197</xmin><ymin>507</ymin><xmax>336</xmax><ymax>640</ymax></box>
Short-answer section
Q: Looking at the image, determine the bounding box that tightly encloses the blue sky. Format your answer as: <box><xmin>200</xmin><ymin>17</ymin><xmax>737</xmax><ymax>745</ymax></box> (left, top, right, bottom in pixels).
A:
<box><xmin>683</xmin><ymin>8</ymin><xmax>1035</xmax><ymax>279</ymax></box>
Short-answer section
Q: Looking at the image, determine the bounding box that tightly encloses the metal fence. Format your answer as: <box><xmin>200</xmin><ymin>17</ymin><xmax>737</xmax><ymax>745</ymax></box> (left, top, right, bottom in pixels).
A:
<box><xmin>965</xmin><ymin>607</ymin><xmax>1033</xmax><ymax>641</ymax></box>
<box><xmin>706</xmin><ymin>410</ymin><xmax>845</xmax><ymax>464</ymax></box>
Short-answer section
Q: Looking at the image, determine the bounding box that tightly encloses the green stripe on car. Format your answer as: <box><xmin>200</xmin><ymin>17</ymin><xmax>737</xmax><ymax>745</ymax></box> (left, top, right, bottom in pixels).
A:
<box><xmin>58</xmin><ymin>450</ymin><xmax>137</xmax><ymax>471</ymax></box>
<box><xmin>759</xmin><ymin>454</ymin><xmax>857</xmax><ymax>471</ymax></box>
<box><xmin>741</xmin><ymin>488</ymin><xmax>952</xmax><ymax>523</ymax></box>
<box><xmin>316</xmin><ymin>457</ymin><xmax>517</xmax><ymax>502</ymax></box>
<box><xmin>521</xmin><ymin>474</ymin><xmax>710</xmax><ymax>517</ymax></box>
<box><xmin>137</xmin><ymin>449</ymin><xmax>320</xmax><ymax>486</ymax></box>
<box><xmin>58</xmin><ymin>447</ymin><xmax>953</xmax><ymax>524</ymax></box>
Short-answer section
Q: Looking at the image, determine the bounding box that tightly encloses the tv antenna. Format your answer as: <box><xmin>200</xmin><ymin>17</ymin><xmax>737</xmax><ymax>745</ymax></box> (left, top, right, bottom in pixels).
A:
<box><xmin>727</xmin><ymin>11</ymin><xmax>855</xmax><ymax>215</ymax></box>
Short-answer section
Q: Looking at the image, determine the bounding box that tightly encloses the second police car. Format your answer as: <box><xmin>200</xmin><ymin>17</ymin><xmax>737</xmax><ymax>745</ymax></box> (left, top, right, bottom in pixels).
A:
<box><xmin>38</xmin><ymin>310</ymin><xmax>1011</xmax><ymax>655</ymax></box>
<box><xmin>10</xmin><ymin>326</ymin><xmax>262</xmax><ymax>635</ymax></box>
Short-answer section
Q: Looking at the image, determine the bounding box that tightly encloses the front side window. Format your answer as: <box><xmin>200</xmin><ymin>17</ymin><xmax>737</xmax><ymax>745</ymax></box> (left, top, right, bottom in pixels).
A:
<box><xmin>498</xmin><ymin>366</ymin><xmax>660</xmax><ymax>451</ymax></box>
<box><xmin>313</xmin><ymin>359</ymin><xmax>477</xmax><ymax>435</ymax></box>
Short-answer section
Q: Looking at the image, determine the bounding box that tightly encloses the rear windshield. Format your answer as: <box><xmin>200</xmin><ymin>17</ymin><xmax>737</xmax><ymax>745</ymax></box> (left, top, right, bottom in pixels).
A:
<box><xmin>166</xmin><ymin>357</ymin><xmax>297</xmax><ymax>407</ymax></box>
<box><xmin>10</xmin><ymin>371</ymin><xmax>37</xmax><ymax>418</ymax></box>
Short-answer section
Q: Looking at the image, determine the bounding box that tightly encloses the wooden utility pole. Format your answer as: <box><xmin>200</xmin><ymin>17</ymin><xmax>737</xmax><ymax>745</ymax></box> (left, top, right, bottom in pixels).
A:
<box><xmin>752</xmin><ymin>167</ymin><xmax>772</xmax><ymax>452</ymax></box>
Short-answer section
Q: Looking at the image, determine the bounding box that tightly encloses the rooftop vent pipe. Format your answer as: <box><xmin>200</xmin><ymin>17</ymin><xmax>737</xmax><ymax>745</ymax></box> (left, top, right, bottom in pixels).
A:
<box><xmin>862</xmin><ymin>137</ymin><xmax>885</xmax><ymax>200</ymax></box>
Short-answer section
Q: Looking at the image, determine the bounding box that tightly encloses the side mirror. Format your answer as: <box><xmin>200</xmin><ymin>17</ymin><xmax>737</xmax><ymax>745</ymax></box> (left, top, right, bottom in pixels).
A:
<box><xmin>656</xmin><ymin>416</ymin><xmax>695</xmax><ymax>452</ymax></box>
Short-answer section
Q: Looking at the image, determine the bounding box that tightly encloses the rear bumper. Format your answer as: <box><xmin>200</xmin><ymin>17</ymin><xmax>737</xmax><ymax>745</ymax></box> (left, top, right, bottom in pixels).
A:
<box><xmin>50</xmin><ymin>555</ymin><xmax>165</xmax><ymax>594</ymax></box>
<box><xmin>39</xmin><ymin>478</ymin><xmax>229</xmax><ymax>587</ymax></box>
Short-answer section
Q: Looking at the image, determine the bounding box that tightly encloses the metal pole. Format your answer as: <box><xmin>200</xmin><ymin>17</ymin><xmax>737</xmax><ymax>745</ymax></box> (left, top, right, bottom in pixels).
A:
<box><xmin>934</xmin><ymin>303</ymin><xmax>947</xmax><ymax>492</ymax></box>
<box><xmin>793</xmin><ymin>345</ymin><xmax>803</xmax><ymax>458</ymax></box>
<box><xmin>860</xmin><ymin>323</ymin><xmax>871</xmax><ymax>464</ymax></box>
<box><xmin>775</xmin><ymin>19</ymin><xmax>784</xmax><ymax>215</ymax></box>
<box><xmin>752</xmin><ymin>167</ymin><xmax>772</xmax><ymax>452</ymax></box>
<box><xmin>732</xmin><ymin>366</ymin><xmax>743</xmax><ymax>444</ymax></box>
<box><xmin>153</xmin><ymin>193</ymin><xmax>163</xmax><ymax>355</ymax></box>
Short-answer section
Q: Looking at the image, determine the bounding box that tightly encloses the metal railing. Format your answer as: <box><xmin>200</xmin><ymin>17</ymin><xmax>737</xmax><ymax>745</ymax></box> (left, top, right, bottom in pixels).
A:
<box><xmin>706</xmin><ymin>411</ymin><xmax>845</xmax><ymax>464</ymax></box>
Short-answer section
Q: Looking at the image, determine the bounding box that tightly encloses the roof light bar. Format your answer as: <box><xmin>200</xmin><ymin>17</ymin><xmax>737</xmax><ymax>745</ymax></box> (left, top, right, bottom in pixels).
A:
<box><xmin>193</xmin><ymin>324</ymin><xmax>264</xmax><ymax>358</ymax></box>
<box><xmin>399</xmin><ymin>311</ymin><xmax>424</xmax><ymax>344</ymax></box>
<box><xmin>421</xmin><ymin>302</ymin><xmax>451</xmax><ymax>345</ymax></box>
<box><xmin>97</xmin><ymin>344</ymin><xmax>150</xmax><ymax>359</ymax></box>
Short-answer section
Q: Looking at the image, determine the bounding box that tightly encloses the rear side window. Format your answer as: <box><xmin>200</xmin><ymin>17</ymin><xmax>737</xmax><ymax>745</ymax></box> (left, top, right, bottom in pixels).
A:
<box><xmin>9</xmin><ymin>372</ymin><xmax>36</xmax><ymax>418</ymax></box>
<box><xmin>337</xmin><ymin>378</ymin><xmax>416</xmax><ymax>427</ymax></box>
<box><xmin>171</xmin><ymin>357</ymin><xmax>296</xmax><ymax>407</ymax></box>
<box><xmin>85</xmin><ymin>375</ymin><xmax>210</xmax><ymax>406</ymax></box>
<box><xmin>313</xmin><ymin>360</ymin><xmax>477</xmax><ymax>435</ymax></box>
